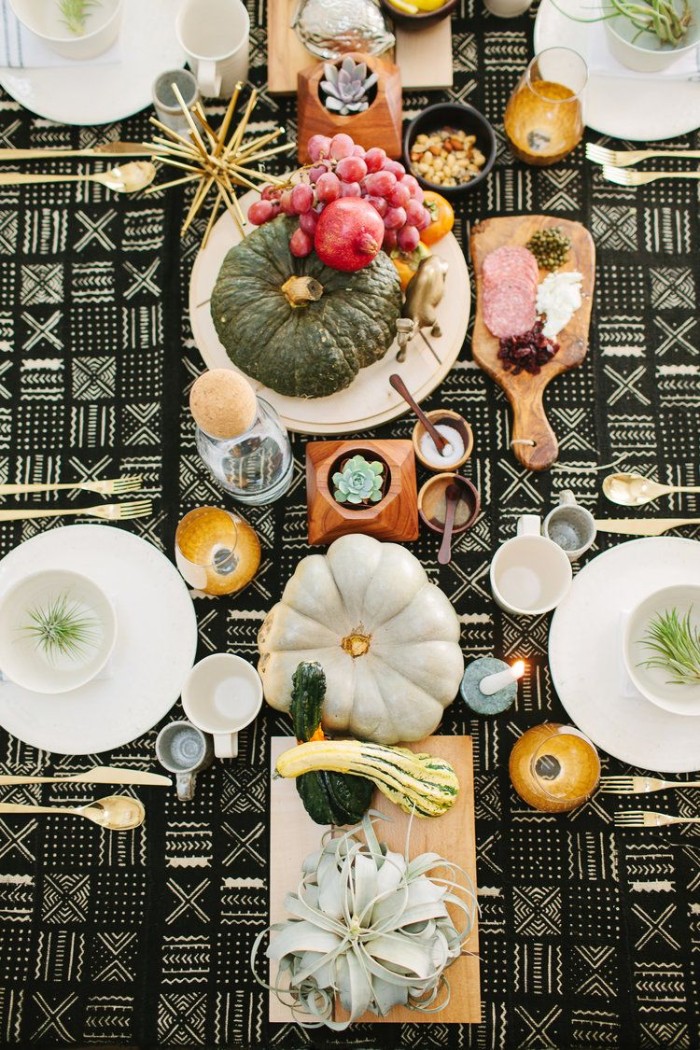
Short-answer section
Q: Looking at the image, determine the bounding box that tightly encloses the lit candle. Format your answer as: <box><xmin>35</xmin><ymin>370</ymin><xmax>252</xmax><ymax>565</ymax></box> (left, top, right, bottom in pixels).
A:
<box><xmin>480</xmin><ymin>660</ymin><xmax>525</xmax><ymax>696</ymax></box>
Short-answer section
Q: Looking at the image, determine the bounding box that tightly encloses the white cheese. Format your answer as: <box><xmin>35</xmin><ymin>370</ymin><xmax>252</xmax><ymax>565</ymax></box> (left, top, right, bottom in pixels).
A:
<box><xmin>536</xmin><ymin>271</ymin><xmax>583</xmax><ymax>338</ymax></box>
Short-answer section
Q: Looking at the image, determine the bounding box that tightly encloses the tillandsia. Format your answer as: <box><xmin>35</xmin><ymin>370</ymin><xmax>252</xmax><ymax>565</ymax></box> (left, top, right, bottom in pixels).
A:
<box><xmin>332</xmin><ymin>455</ymin><xmax>385</xmax><ymax>505</ymax></box>
<box><xmin>22</xmin><ymin>592</ymin><xmax>100</xmax><ymax>663</ymax></box>
<box><xmin>639</xmin><ymin>606</ymin><xmax>700</xmax><ymax>685</ymax></box>
<box><xmin>320</xmin><ymin>57</ymin><xmax>379</xmax><ymax>115</ymax></box>
<box><xmin>551</xmin><ymin>0</ymin><xmax>692</xmax><ymax>45</ymax></box>
<box><xmin>251</xmin><ymin>814</ymin><xmax>477</xmax><ymax>1029</ymax></box>
<box><xmin>59</xmin><ymin>0</ymin><xmax>101</xmax><ymax>36</ymax></box>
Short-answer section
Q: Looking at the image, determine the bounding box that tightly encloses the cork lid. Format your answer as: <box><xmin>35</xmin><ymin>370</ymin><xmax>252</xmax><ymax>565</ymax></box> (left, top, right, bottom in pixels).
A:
<box><xmin>189</xmin><ymin>369</ymin><xmax>257</xmax><ymax>438</ymax></box>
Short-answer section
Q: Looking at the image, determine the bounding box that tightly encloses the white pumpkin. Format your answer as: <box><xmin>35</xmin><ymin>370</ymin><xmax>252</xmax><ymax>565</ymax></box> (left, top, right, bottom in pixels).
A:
<box><xmin>257</xmin><ymin>534</ymin><xmax>463</xmax><ymax>744</ymax></box>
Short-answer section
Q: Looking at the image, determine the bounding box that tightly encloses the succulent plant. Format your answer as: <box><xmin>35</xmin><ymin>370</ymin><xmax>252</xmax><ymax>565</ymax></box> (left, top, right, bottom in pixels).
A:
<box><xmin>333</xmin><ymin>454</ymin><xmax>385</xmax><ymax>505</ymax></box>
<box><xmin>320</xmin><ymin>57</ymin><xmax>378</xmax><ymax>115</ymax></box>
<box><xmin>22</xmin><ymin>592</ymin><xmax>99</xmax><ymax>663</ymax></box>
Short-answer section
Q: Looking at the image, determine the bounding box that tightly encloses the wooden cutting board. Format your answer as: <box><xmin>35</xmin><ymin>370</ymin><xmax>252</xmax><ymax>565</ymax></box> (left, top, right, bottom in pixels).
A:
<box><xmin>269</xmin><ymin>735</ymin><xmax>481</xmax><ymax>1025</ymax></box>
<box><xmin>470</xmin><ymin>215</ymin><xmax>595</xmax><ymax>472</ymax></box>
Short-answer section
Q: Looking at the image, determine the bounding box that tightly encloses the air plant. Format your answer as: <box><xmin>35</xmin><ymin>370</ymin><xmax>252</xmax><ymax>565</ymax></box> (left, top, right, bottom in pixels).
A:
<box><xmin>551</xmin><ymin>0</ymin><xmax>693</xmax><ymax>46</ymax></box>
<box><xmin>22</xmin><ymin>592</ymin><xmax>100</xmax><ymax>664</ymax></box>
<box><xmin>332</xmin><ymin>455</ymin><xmax>385</xmax><ymax>505</ymax></box>
<box><xmin>59</xmin><ymin>0</ymin><xmax>102</xmax><ymax>36</ymax></box>
<box><xmin>252</xmin><ymin>815</ymin><xmax>477</xmax><ymax>1029</ymax></box>
<box><xmin>639</xmin><ymin>606</ymin><xmax>700</xmax><ymax>685</ymax></box>
<box><xmin>320</xmin><ymin>57</ymin><xmax>378</xmax><ymax>115</ymax></box>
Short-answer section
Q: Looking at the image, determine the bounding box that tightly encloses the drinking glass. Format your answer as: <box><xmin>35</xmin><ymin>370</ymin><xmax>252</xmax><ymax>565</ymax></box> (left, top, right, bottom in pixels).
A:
<box><xmin>509</xmin><ymin>723</ymin><xmax>600</xmax><ymax>812</ymax></box>
<box><xmin>504</xmin><ymin>47</ymin><xmax>588</xmax><ymax>166</ymax></box>
<box><xmin>175</xmin><ymin>506</ymin><xmax>261</xmax><ymax>597</ymax></box>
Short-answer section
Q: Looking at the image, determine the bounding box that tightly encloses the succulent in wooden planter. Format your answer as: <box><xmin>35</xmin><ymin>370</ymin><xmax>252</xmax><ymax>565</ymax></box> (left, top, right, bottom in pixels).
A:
<box><xmin>320</xmin><ymin>56</ymin><xmax>378</xmax><ymax>115</ymax></box>
<box><xmin>332</xmin><ymin>453</ymin><xmax>386</xmax><ymax>506</ymax></box>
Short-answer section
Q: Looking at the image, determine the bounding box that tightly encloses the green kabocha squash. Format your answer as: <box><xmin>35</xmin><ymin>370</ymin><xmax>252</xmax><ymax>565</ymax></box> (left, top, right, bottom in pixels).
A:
<box><xmin>289</xmin><ymin>661</ymin><xmax>373</xmax><ymax>827</ymax></box>
<box><xmin>210</xmin><ymin>216</ymin><xmax>402</xmax><ymax>399</ymax></box>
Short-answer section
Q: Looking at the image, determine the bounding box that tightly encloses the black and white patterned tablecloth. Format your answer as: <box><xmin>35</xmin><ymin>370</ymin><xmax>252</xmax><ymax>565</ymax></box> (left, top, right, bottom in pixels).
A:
<box><xmin>0</xmin><ymin>2</ymin><xmax>699</xmax><ymax>1047</ymax></box>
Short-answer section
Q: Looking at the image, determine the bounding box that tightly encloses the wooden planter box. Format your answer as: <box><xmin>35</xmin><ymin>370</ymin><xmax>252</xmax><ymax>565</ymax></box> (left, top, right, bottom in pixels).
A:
<box><xmin>306</xmin><ymin>439</ymin><xmax>418</xmax><ymax>545</ymax></box>
<box><xmin>297</xmin><ymin>52</ymin><xmax>402</xmax><ymax>163</ymax></box>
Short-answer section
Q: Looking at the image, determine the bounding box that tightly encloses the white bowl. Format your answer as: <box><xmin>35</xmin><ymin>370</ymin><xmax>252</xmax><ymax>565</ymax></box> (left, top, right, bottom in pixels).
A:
<box><xmin>0</xmin><ymin>570</ymin><xmax>116</xmax><ymax>694</ymax></box>
<box><xmin>623</xmin><ymin>584</ymin><xmax>700</xmax><ymax>716</ymax></box>
<box><xmin>604</xmin><ymin>0</ymin><xmax>700</xmax><ymax>73</ymax></box>
<box><xmin>8</xmin><ymin>0</ymin><xmax>123</xmax><ymax>60</ymax></box>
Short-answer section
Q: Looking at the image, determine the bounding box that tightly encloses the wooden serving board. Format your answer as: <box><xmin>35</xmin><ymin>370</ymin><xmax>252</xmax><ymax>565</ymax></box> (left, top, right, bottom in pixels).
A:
<box><xmin>470</xmin><ymin>215</ymin><xmax>595</xmax><ymax>472</ymax></box>
<box><xmin>269</xmin><ymin>735</ymin><xmax>481</xmax><ymax>1025</ymax></box>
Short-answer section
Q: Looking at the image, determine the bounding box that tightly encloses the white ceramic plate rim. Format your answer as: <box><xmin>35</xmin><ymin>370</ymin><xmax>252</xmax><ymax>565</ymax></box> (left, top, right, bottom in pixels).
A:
<box><xmin>549</xmin><ymin>537</ymin><xmax>700</xmax><ymax>772</ymax></box>
<box><xmin>189</xmin><ymin>191</ymin><xmax>471</xmax><ymax>435</ymax></box>
<box><xmin>534</xmin><ymin>0</ymin><xmax>700</xmax><ymax>141</ymax></box>
<box><xmin>0</xmin><ymin>525</ymin><xmax>198</xmax><ymax>754</ymax></box>
<box><xmin>0</xmin><ymin>0</ymin><xmax>184</xmax><ymax>126</ymax></box>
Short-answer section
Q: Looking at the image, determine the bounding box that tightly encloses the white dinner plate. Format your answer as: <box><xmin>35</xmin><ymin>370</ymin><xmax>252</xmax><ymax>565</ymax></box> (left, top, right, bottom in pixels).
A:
<box><xmin>0</xmin><ymin>525</ymin><xmax>198</xmax><ymax>755</ymax></box>
<box><xmin>549</xmin><ymin>537</ymin><xmax>700</xmax><ymax>772</ymax></box>
<box><xmin>189</xmin><ymin>194</ymin><xmax>471</xmax><ymax>435</ymax></box>
<box><xmin>0</xmin><ymin>0</ymin><xmax>184</xmax><ymax>126</ymax></box>
<box><xmin>534</xmin><ymin>0</ymin><xmax>700</xmax><ymax>141</ymax></box>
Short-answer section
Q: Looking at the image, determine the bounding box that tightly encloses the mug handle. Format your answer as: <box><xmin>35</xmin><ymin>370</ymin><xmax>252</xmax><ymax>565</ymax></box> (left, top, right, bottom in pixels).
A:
<box><xmin>175</xmin><ymin>772</ymin><xmax>195</xmax><ymax>802</ymax></box>
<box><xmin>214</xmin><ymin>731</ymin><xmax>238</xmax><ymax>759</ymax></box>
<box><xmin>517</xmin><ymin>514</ymin><xmax>541</xmax><ymax>536</ymax></box>
<box><xmin>196</xmin><ymin>60</ymin><xmax>221</xmax><ymax>98</ymax></box>
<box><xmin>559</xmin><ymin>489</ymin><xmax>576</xmax><ymax>506</ymax></box>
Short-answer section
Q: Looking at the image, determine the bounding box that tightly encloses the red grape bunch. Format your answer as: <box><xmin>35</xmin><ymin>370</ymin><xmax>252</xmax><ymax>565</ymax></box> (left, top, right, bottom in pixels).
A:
<box><xmin>247</xmin><ymin>132</ymin><xmax>432</xmax><ymax>259</ymax></box>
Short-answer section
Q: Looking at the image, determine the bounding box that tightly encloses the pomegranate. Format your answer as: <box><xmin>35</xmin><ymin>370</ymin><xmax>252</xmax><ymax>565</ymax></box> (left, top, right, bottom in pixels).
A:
<box><xmin>313</xmin><ymin>197</ymin><xmax>384</xmax><ymax>272</ymax></box>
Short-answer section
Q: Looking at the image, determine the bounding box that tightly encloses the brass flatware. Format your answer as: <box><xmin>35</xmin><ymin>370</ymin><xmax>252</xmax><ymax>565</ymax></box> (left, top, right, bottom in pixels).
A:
<box><xmin>614</xmin><ymin>810</ymin><xmax>700</xmax><ymax>828</ymax></box>
<box><xmin>594</xmin><ymin>518</ymin><xmax>699</xmax><ymax>536</ymax></box>
<box><xmin>0</xmin><ymin>142</ymin><xmax>154</xmax><ymax>161</ymax></box>
<box><xmin>586</xmin><ymin>143</ymin><xmax>700</xmax><ymax>167</ymax></box>
<box><xmin>602</xmin><ymin>165</ymin><xmax>700</xmax><ymax>187</ymax></box>
<box><xmin>602</xmin><ymin>471</ymin><xmax>700</xmax><ymax>507</ymax></box>
<box><xmin>0</xmin><ymin>475</ymin><xmax>142</xmax><ymax>498</ymax></box>
<box><xmin>0</xmin><ymin>766</ymin><xmax>169</xmax><ymax>787</ymax></box>
<box><xmin>0</xmin><ymin>161</ymin><xmax>156</xmax><ymax>193</ymax></box>
<box><xmin>0</xmin><ymin>795</ymin><xmax>145</xmax><ymax>831</ymax></box>
<box><xmin>601</xmin><ymin>776</ymin><xmax>700</xmax><ymax>795</ymax></box>
<box><xmin>0</xmin><ymin>499</ymin><xmax>152</xmax><ymax>523</ymax></box>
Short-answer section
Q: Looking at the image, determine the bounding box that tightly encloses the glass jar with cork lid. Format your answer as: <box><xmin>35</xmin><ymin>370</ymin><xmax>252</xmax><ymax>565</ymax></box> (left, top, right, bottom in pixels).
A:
<box><xmin>190</xmin><ymin>369</ymin><xmax>293</xmax><ymax>505</ymax></box>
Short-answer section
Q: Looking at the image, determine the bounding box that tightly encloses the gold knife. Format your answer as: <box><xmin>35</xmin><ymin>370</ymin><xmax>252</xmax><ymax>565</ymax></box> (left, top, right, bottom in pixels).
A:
<box><xmin>0</xmin><ymin>766</ymin><xmax>170</xmax><ymax>786</ymax></box>
<box><xmin>0</xmin><ymin>142</ymin><xmax>154</xmax><ymax>160</ymax></box>
<box><xmin>594</xmin><ymin>518</ymin><xmax>700</xmax><ymax>536</ymax></box>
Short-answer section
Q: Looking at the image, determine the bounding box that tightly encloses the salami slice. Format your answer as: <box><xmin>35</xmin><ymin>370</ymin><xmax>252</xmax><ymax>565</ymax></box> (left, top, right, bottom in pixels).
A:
<box><xmin>483</xmin><ymin>245</ymin><xmax>538</xmax><ymax>286</ymax></box>
<box><xmin>481</xmin><ymin>244</ymin><xmax>539</xmax><ymax>338</ymax></box>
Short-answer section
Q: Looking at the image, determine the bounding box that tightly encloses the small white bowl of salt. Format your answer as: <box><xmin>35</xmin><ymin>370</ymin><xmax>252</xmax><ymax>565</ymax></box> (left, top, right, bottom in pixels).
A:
<box><xmin>412</xmin><ymin>409</ymin><xmax>474</xmax><ymax>473</ymax></box>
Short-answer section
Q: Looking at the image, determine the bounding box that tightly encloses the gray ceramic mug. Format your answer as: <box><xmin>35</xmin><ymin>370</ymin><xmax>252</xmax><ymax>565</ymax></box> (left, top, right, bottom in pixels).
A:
<box><xmin>543</xmin><ymin>490</ymin><xmax>596</xmax><ymax>561</ymax></box>
<box><xmin>155</xmin><ymin>720</ymin><xmax>213</xmax><ymax>801</ymax></box>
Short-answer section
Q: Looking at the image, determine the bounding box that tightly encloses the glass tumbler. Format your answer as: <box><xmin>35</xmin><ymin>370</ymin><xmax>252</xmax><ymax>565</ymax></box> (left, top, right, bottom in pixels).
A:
<box><xmin>509</xmin><ymin>723</ymin><xmax>601</xmax><ymax>812</ymax></box>
<box><xmin>504</xmin><ymin>47</ymin><xmax>588</xmax><ymax>166</ymax></box>
<box><xmin>175</xmin><ymin>506</ymin><xmax>261</xmax><ymax>597</ymax></box>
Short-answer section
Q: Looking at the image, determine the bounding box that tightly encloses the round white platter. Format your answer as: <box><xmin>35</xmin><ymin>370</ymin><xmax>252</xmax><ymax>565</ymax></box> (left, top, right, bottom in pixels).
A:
<box><xmin>189</xmin><ymin>194</ymin><xmax>471</xmax><ymax>435</ymax></box>
<box><xmin>0</xmin><ymin>525</ymin><xmax>198</xmax><ymax>755</ymax></box>
<box><xmin>549</xmin><ymin>537</ymin><xmax>700</xmax><ymax>772</ymax></box>
<box><xmin>0</xmin><ymin>0</ymin><xmax>184</xmax><ymax>126</ymax></box>
<box><xmin>534</xmin><ymin>0</ymin><xmax>700</xmax><ymax>141</ymax></box>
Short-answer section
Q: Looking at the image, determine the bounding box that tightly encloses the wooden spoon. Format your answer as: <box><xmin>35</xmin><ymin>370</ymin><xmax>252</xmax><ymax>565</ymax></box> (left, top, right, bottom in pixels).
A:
<box><xmin>389</xmin><ymin>373</ymin><xmax>451</xmax><ymax>455</ymax></box>
<box><xmin>437</xmin><ymin>482</ymin><xmax>462</xmax><ymax>565</ymax></box>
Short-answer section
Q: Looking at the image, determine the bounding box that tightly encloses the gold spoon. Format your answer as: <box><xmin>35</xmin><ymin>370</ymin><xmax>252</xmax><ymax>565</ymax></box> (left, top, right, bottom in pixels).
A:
<box><xmin>0</xmin><ymin>794</ymin><xmax>145</xmax><ymax>831</ymax></box>
<box><xmin>0</xmin><ymin>161</ymin><xmax>157</xmax><ymax>193</ymax></box>
<box><xmin>603</xmin><ymin>471</ymin><xmax>700</xmax><ymax>507</ymax></box>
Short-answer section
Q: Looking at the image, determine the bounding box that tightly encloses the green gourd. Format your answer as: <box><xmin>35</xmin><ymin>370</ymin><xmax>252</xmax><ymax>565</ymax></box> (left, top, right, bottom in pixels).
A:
<box><xmin>210</xmin><ymin>216</ymin><xmax>402</xmax><ymax>399</ymax></box>
<box><xmin>289</xmin><ymin>661</ymin><xmax>373</xmax><ymax>826</ymax></box>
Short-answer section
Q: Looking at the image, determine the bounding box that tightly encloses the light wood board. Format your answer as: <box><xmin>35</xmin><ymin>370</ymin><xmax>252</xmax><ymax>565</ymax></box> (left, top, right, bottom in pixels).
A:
<box><xmin>269</xmin><ymin>735</ymin><xmax>481</xmax><ymax>1025</ymax></box>
<box><xmin>267</xmin><ymin>0</ymin><xmax>453</xmax><ymax>93</ymax></box>
<box><xmin>470</xmin><ymin>215</ymin><xmax>595</xmax><ymax>472</ymax></box>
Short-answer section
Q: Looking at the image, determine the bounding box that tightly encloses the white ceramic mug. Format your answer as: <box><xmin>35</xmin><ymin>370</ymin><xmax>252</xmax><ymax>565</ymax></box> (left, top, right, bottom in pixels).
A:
<box><xmin>155</xmin><ymin>720</ymin><xmax>214</xmax><ymax>801</ymax></box>
<box><xmin>9</xmin><ymin>0</ymin><xmax>123</xmax><ymax>60</ymax></box>
<box><xmin>181</xmin><ymin>653</ymin><xmax>262</xmax><ymax>758</ymax></box>
<box><xmin>483</xmin><ymin>0</ymin><xmax>532</xmax><ymax>17</ymax></box>
<box><xmin>175</xmin><ymin>0</ymin><xmax>250</xmax><ymax>99</ymax></box>
<box><xmin>490</xmin><ymin>515</ymin><xmax>573</xmax><ymax>616</ymax></box>
<box><xmin>543</xmin><ymin>490</ymin><xmax>597</xmax><ymax>562</ymax></box>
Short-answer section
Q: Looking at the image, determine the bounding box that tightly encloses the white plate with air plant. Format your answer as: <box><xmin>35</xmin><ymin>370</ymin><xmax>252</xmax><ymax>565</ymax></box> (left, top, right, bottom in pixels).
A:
<box><xmin>0</xmin><ymin>569</ymin><xmax>116</xmax><ymax>694</ymax></box>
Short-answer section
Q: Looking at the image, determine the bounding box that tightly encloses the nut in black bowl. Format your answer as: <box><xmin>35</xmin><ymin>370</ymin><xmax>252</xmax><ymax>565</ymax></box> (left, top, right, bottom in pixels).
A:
<box><xmin>403</xmin><ymin>102</ymin><xmax>497</xmax><ymax>196</ymax></box>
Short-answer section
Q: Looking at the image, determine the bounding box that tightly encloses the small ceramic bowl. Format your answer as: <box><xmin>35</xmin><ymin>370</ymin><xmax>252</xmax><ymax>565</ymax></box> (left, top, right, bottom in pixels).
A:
<box><xmin>378</xmin><ymin>0</ymin><xmax>457</xmax><ymax>28</ymax></box>
<box><xmin>9</xmin><ymin>0</ymin><xmax>123</xmax><ymax>60</ymax></box>
<box><xmin>412</xmin><ymin>409</ymin><xmax>474</xmax><ymax>472</ymax></box>
<box><xmin>0</xmin><ymin>569</ymin><xmax>116</xmax><ymax>694</ymax></box>
<box><xmin>604</xmin><ymin>4</ymin><xmax>700</xmax><ymax>72</ymax></box>
<box><xmin>418</xmin><ymin>472</ymin><xmax>480</xmax><ymax>534</ymax></box>
<box><xmin>623</xmin><ymin>584</ymin><xmax>700</xmax><ymax>716</ymax></box>
<box><xmin>403</xmin><ymin>101</ymin><xmax>497</xmax><ymax>197</ymax></box>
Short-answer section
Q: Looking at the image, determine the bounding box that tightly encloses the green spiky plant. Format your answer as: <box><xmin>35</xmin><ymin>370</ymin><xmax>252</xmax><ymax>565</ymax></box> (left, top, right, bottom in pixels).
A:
<box><xmin>22</xmin><ymin>592</ymin><xmax>99</xmax><ymax>664</ymax></box>
<box><xmin>59</xmin><ymin>0</ymin><xmax>102</xmax><ymax>36</ymax></box>
<box><xmin>639</xmin><ymin>606</ymin><xmax>700</xmax><ymax>685</ymax></box>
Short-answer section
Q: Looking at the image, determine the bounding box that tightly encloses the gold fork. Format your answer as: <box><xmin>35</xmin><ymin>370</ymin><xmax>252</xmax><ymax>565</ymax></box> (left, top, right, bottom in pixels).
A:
<box><xmin>614</xmin><ymin>811</ymin><xmax>700</xmax><ymax>828</ymax></box>
<box><xmin>586</xmin><ymin>143</ymin><xmax>700</xmax><ymax>167</ymax></box>
<box><xmin>602</xmin><ymin>165</ymin><xmax>700</xmax><ymax>187</ymax></box>
<box><xmin>0</xmin><ymin>500</ymin><xmax>152</xmax><ymax>523</ymax></box>
<box><xmin>0</xmin><ymin>475</ymin><xmax>142</xmax><ymax>498</ymax></box>
<box><xmin>600</xmin><ymin>776</ymin><xmax>700</xmax><ymax>795</ymax></box>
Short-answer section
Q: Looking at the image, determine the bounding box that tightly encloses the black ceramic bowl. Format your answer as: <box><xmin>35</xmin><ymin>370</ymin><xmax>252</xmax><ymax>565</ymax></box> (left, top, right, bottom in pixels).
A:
<box><xmin>379</xmin><ymin>0</ymin><xmax>457</xmax><ymax>27</ymax></box>
<box><xmin>403</xmin><ymin>101</ymin><xmax>497</xmax><ymax>197</ymax></box>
